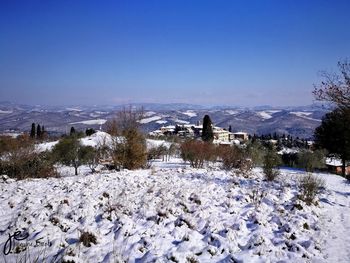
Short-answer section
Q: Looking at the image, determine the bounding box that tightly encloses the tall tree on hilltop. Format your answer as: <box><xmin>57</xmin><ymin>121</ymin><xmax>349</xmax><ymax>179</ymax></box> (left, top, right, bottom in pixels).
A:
<box><xmin>30</xmin><ymin>123</ymin><xmax>36</xmax><ymax>138</ymax></box>
<box><xmin>202</xmin><ymin>115</ymin><xmax>214</xmax><ymax>142</ymax></box>
<box><xmin>37</xmin><ymin>124</ymin><xmax>41</xmax><ymax>139</ymax></box>
<box><xmin>314</xmin><ymin>108</ymin><xmax>350</xmax><ymax>178</ymax></box>
<box><xmin>41</xmin><ymin>125</ymin><xmax>45</xmax><ymax>138</ymax></box>
<box><xmin>70</xmin><ymin>126</ymin><xmax>76</xmax><ymax>136</ymax></box>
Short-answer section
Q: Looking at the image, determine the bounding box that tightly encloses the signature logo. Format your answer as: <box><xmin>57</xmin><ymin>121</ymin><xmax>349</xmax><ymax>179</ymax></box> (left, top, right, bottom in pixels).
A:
<box><xmin>3</xmin><ymin>230</ymin><xmax>29</xmax><ymax>255</ymax></box>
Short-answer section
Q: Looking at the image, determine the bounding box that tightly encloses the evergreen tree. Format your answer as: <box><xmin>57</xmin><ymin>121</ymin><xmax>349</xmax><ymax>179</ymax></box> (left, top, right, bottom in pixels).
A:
<box><xmin>70</xmin><ymin>126</ymin><xmax>76</xmax><ymax>136</ymax></box>
<box><xmin>229</xmin><ymin>125</ymin><xmax>232</xmax><ymax>132</ymax></box>
<box><xmin>37</xmin><ymin>124</ymin><xmax>41</xmax><ymax>139</ymax></box>
<box><xmin>52</xmin><ymin>136</ymin><xmax>87</xmax><ymax>175</ymax></box>
<box><xmin>30</xmin><ymin>123</ymin><xmax>36</xmax><ymax>138</ymax></box>
<box><xmin>314</xmin><ymin>108</ymin><xmax>350</xmax><ymax>178</ymax></box>
<box><xmin>85</xmin><ymin>128</ymin><xmax>96</xmax><ymax>136</ymax></box>
<box><xmin>202</xmin><ymin>115</ymin><xmax>214</xmax><ymax>142</ymax></box>
<box><xmin>41</xmin><ymin>125</ymin><xmax>45</xmax><ymax>138</ymax></box>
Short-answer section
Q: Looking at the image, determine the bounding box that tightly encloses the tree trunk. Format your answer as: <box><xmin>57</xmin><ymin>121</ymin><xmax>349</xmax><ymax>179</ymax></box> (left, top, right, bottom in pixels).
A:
<box><xmin>342</xmin><ymin>157</ymin><xmax>346</xmax><ymax>178</ymax></box>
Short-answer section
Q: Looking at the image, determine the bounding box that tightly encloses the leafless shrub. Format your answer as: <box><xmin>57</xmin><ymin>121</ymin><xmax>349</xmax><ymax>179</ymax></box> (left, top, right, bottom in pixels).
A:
<box><xmin>298</xmin><ymin>173</ymin><xmax>325</xmax><ymax>205</ymax></box>
<box><xmin>106</xmin><ymin>107</ymin><xmax>147</xmax><ymax>170</ymax></box>
<box><xmin>218</xmin><ymin>145</ymin><xmax>244</xmax><ymax>171</ymax></box>
<box><xmin>0</xmin><ymin>135</ymin><xmax>57</xmax><ymax>179</ymax></box>
<box><xmin>249</xmin><ymin>187</ymin><xmax>267</xmax><ymax>208</ymax></box>
<box><xmin>180</xmin><ymin>140</ymin><xmax>216</xmax><ymax>168</ymax></box>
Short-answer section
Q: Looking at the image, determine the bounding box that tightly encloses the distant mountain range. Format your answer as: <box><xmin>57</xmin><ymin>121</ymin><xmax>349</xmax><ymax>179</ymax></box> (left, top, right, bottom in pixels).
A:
<box><xmin>0</xmin><ymin>101</ymin><xmax>332</xmax><ymax>139</ymax></box>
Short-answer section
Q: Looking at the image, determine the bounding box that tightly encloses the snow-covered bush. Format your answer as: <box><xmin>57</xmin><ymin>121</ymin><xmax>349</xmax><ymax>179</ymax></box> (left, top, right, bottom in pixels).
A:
<box><xmin>298</xmin><ymin>173</ymin><xmax>325</xmax><ymax>205</ymax></box>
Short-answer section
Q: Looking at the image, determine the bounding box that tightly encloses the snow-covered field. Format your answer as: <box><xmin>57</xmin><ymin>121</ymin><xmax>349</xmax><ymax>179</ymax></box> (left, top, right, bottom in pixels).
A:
<box><xmin>0</xmin><ymin>110</ymin><xmax>13</xmax><ymax>114</ymax></box>
<box><xmin>0</xmin><ymin>160</ymin><xmax>349</xmax><ymax>262</ymax></box>
<box><xmin>70</xmin><ymin>119</ymin><xmax>107</xmax><ymax>125</ymax></box>
<box><xmin>180</xmin><ymin>111</ymin><xmax>197</xmax><ymax>118</ymax></box>
<box><xmin>174</xmin><ymin>119</ymin><xmax>190</xmax><ymax>124</ymax></box>
<box><xmin>257</xmin><ymin>111</ymin><xmax>281</xmax><ymax>120</ymax></box>
<box><xmin>290</xmin><ymin>112</ymin><xmax>321</xmax><ymax>122</ymax></box>
<box><xmin>139</xmin><ymin>116</ymin><xmax>162</xmax><ymax>124</ymax></box>
<box><xmin>224</xmin><ymin>110</ymin><xmax>239</xmax><ymax>115</ymax></box>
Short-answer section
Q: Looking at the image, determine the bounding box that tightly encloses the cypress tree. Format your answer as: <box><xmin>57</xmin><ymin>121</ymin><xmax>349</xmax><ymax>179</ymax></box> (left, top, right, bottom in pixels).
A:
<box><xmin>70</xmin><ymin>126</ymin><xmax>76</xmax><ymax>136</ymax></box>
<box><xmin>30</xmin><ymin>123</ymin><xmax>36</xmax><ymax>138</ymax></box>
<box><xmin>37</xmin><ymin>124</ymin><xmax>41</xmax><ymax>138</ymax></box>
<box><xmin>41</xmin><ymin>125</ymin><xmax>45</xmax><ymax>138</ymax></box>
<box><xmin>202</xmin><ymin>115</ymin><xmax>214</xmax><ymax>142</ymax></box>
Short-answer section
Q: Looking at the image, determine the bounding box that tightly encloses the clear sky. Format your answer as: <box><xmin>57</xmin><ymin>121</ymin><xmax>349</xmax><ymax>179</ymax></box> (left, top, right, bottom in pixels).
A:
<box><xmin>0</xmin><ymin>0</ymin><xmax>349</xmax><ymax>107</ymax></box>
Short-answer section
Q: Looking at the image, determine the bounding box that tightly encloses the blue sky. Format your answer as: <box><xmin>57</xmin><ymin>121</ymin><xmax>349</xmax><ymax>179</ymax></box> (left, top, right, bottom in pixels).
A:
<box><xmin>0</xmin><ymin>0</ymin><xmax>349</xmax><ymax>107</ymax></box>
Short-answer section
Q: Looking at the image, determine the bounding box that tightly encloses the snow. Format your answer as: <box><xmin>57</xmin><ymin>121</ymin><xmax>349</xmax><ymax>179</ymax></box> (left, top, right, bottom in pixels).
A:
<box><xmin>139</xmin><ymin>116</ymin><xmax>162</xmax><ymax>124</ymax></box>
<box><xmin>70</xmin><ymin>119</ymin><xmax>107</xmax><ymax>125</ymax></box>
<box><xmin>278</xmin><ymin>148</ymin><xmax>299</xmax><ymax>155</ymax></box>
<box><xmin>326</xmin><ymin>157</ymin><xmax>343</xmax><ymax>167</ymax></box>
<box><xmin>35</xmin><ymin>141</ymin><xmax>59</xmax><ymax>152</ymax></box>
<box><xmin>180</xmin><ymin>110</ymin><xmax>197</xmax><ymax>118</ymax></box>
<box><xmin>36</xmin><ymin>133</ymin><xmax>169</xmax><ymax>152</ymax></box>
<box><xmin>156</xmin><ymin>120</ymin><xmax>168</xmax><ymax>124</ymax></box>
<box><xmin>257</xmin><ymin>111</ymin><xmax>273</xmax><ymax>120</ymax></box>
<box><xmin>317</xmin><ymin>172</ymin><xmax>350</xmax><ymax>262</ymax></box>
<box><xmin>225</xmin><ymin>110</ymin><xmax>239</xmax><ymax>115</ymax></box>
<box><xmin>290</xmin><ymin>111</ymin><xmax>313</xmax><ymax>117</ymax></box>
<box><xmin>1</xmin><ymin>161</ymin><xmax>346</xmax><ymax>262</ymax></box>
<box><xmin>36</xmin><ymin>132</ymin><xmax>114</xmax><ymax>152</ymax></box>
<box><xmin>174</xmin><ymin>119</ymin><xmax>190</xmax><ymax>124</ymax></box>
<box><xmin>89</xmin><ymin>113</ymin><xmax>102</xmax><ymax>118</ymax></box>
<box><xmin>290</xmin><ymin>112</ymin><xmax>321</xmax><ymax>122</ymax></box>
<box><xmin>144</xmin><ymin>111</ymin><xmax>157</xmax><ymax>117</ymax></box>
<box><xmin>80</xmin><ymin>131</ymin><xmax>114</xmax><ymax>148</ymax></box>
<box><xmin>256</xmin><ymin>110</ymin><xmax>280</xmax><ymax>120</ymax></box>
<box><xmin>0</xmin><ymin>110</ymin><xmax>13</xmax><ymax>114</ymax></box>
<box><xmin>66</xmin><ymin>108</ymin><xmax>82</xmax><ymax>112</ymax></box>
<box><xmin>0</xmin><ymin>132</ymin><xmax>22</xmax><ymax>138</ymax></box>
<box><xmin>146</xmin><ymin>139</ymin><xmax>172</xmax><ymax>150</ymax></box>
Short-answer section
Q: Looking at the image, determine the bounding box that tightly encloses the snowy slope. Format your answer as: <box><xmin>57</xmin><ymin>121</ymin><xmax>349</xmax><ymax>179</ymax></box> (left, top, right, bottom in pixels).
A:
<box><xmin>0</xmin><ymin>162</ymin><xmax>338</xmax><ymax>262</ymax></box>
<box><xmin>36</xmin><ymin>133</ymin><xmax>169</xmax><ymax>153</ymax></box>
<box><xmin>317</xmin><ymin>173</ymin><xmax>350</xmax><ymax>262</ymax></box>
<box><xmin>180</xmin><ymin>110</ymin><xmax>197</xmax><ymax>118</ymax></box>
<box><xmin>70</xmin><ymin>119</ymin><xmax>107</xmax><ymax>125</ymax></box>
<box><xmin>139</xmin><ymin>116</ymin><xmax>162</xmax><ymax>124</ymax></box>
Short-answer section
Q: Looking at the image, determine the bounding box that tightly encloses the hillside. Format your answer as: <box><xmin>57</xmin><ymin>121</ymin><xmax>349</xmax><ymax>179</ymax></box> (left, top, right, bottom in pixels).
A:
<box><xmin>0</xmin><ymin>102</ymin><xmax>330</xmax><ymax>138</ymax></box>
<box><xmin>1</xmin><ymin>158</ymin><xmax>350</xmax><ymax>262</ymax></box>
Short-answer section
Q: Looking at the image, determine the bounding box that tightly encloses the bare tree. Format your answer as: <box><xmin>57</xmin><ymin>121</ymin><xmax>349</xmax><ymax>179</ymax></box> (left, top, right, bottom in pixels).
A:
<box><xmin>106</xmin><ymin>106</ymin><xmax>147</xmax><ymax>170</ymax></box>
<box><xmin>313</xmin><ymin>60</ymin><xmax>350</xmax><ymax>109</ymax></box>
